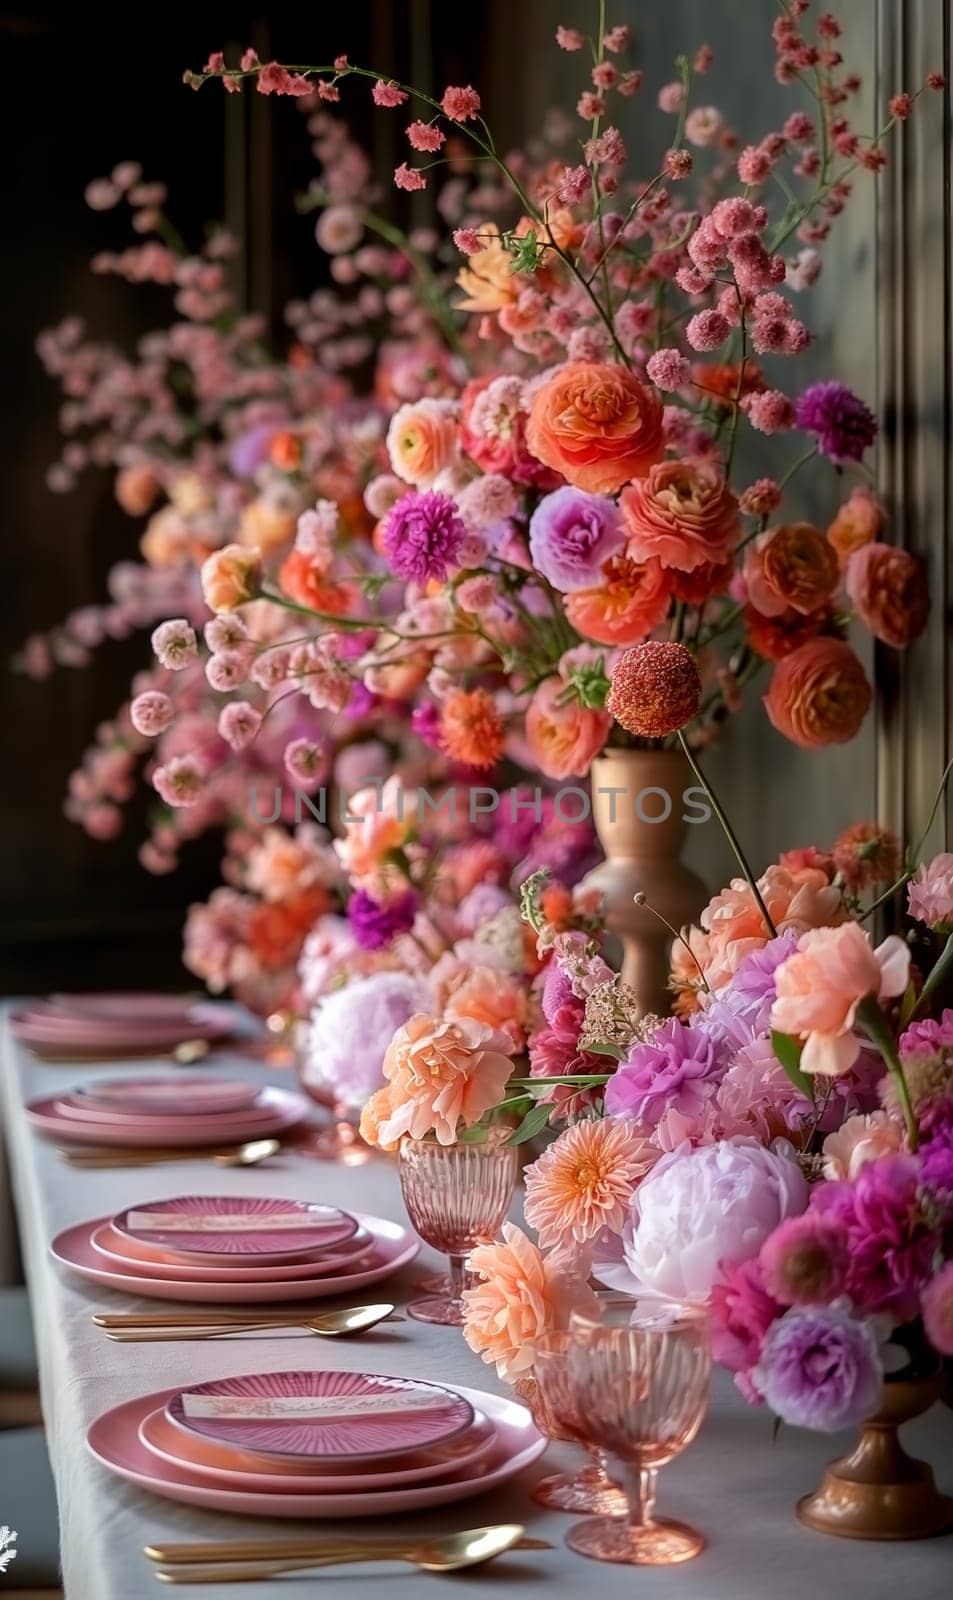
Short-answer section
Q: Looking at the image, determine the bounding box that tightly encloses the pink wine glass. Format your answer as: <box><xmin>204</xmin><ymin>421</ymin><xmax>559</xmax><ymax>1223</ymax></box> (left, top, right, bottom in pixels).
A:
<box><xmin>397</xmin><ymin>1133</ymin><xmax>519</xmax><ymax>1324</ymax></box>
<box><xmin>564</xmin><ymin>1294</ymin><xmax>711</xmax><ymax>1565</ymax></box>
<box><xmin>519</xmin><ymin>1331</ymin><xmax>627</xmax><ymax>1515</ymax></box>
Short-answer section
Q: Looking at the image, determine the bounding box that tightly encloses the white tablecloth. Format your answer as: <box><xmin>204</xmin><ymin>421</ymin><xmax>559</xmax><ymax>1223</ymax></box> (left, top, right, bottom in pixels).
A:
<box><xmin>2</xmin><ymin>1009</ymin><xmax>951</xmax><ymax>1599</ymax></box>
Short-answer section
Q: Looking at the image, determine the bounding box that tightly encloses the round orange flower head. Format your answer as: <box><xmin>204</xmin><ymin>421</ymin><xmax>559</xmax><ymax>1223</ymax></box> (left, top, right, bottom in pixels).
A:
<box><xmin>745</xmin><ymin>522</ymin><xmax>839</xmax><ymax>617</ymax></box>
<box><xmin>525</xmin><ymin>361</ymin><xmax>664</xmax><ymax>494</ymax></box>
<box><xmin>763</xmin><ymin>637</ymin><xmax>872</xmax><ymax>749</ymax></box>
<box><xmin>606</xmin><ymin>640</ymin><xmax>702</xmax><ymax>738</ymax></box>
<box><xmin>439</xmin><ymin>687</ymin><xmax>505</xmax><ymax>770</ymax></box>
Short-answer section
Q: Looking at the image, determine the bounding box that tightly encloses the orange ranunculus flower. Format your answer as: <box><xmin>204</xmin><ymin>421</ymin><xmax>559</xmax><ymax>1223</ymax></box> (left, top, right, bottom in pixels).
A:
<box><xmin>744</xmin><ymin>603</ymin><xmax>833</xmax><ymax>662</ymax></box>
<box><xmin>238</xmin><ymin>497</ymin><xmax>297</xmax><ymax>553</ymax></box>
<box><xmin>621</xmin><ymin>460</ymin><xmax>740</xmax><ymax>573</ymax></box>
<box><xmin>526</xmin><ymin>361</ymin><xmax>664</xmax><ymax>494</ymax></box>
<box><xmin>277</xmin><ymin>549</ymin><xmax>354</xmax><ymax>616</ymax></box>
<box><xmin>455</xmin><ymin>223</ymin><xmax>519</xmax><ymax>312</ymax></box>
<box><xmin>565</xmin><ymin>552</ymin><xmax>672</xmax><ymax>645</ymax></box>
<box><xmin>763</xmin><ymin>637</ymin><xmax>872</xmax><ymax>749</ymax></box>
<box><xmin>246</xmin><ymin>886</ymin><xmax>329</xmax><ymax>972</ymax></box>
<box><xmin>200</xmin><ymin>544</ymin><xmax>261</xmax><ymax>612</ymax></box>
<box><xmin>669</xmin><ymin>559</ymin><xmax>734</xmax><ymax>606</ymax></box>
<box><xmin>691</xmin><ymin>358</ymin><xmax>765</xmax><ymax>407</ymax></box>
<box><xmin>525</xmin><ymin>676</ymin><xmax>611</xmax><ymax>779</ymax></box>
<box><xmin>744</xmin><ymin>522</ymin><xmax>839</xmax><ymax>617</ymax></box>
<box><xmin>386</xmin><ymin>397</ymin><xmax>459</xmax><ymax>487</ymax></box>
<box><xmin>827</xmin><ymin>486</ymin><xmax>883</xmax><ymax>566</ymax></box>
<box><xmin>845</xmin><ymin>542</ymin><xmax>930</xmax><ymax>648</ymax></box>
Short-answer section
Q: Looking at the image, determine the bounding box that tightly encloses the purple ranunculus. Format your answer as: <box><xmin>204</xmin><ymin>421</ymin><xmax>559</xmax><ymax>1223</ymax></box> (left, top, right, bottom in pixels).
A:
<box><xmin>811</xmin><ymin>1154</ymin><xmax>939</xmax><ymax>1321</ymax></box>
<box><xmin>753</xmin><ymin>1305</ymin><xmax>883</xmax><ymax>1432</ymax></box>
<box><xmin>528</xmin><ymin>485</ymin><xmax>625</xmax><ymax>593</ymax></box>
<box><xmin>795</xmin><ymin>381</ymin><xmax>877</xmax><ymax>463</ymax></box>
<box><xmin>606</xmin><ymin>1017</ymin><xmax>726</xmax><ymax>1128</ymax></box>
<box><xmin>347</xmin><ymin>888</ymin><xmax>418</xmax><ymax>951</ymax></box>
<box><xmin>380</xmin><ymin>490</ymin><xmax>466</xmax><ymax>581</ymax></box>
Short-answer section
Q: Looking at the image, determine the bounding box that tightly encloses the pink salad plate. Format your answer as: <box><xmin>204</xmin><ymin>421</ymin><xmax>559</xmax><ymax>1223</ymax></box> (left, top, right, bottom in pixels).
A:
<box><xmin>90</xmin><ymin>1222</ymin><xmax>375</xmax><ymax>1283</ymax></box>
<box><xmin>138</xmin><ymin>1404</ymin><xmax>496</xmax><ymax>1491</ymax></box>
<box><xmin>88</xmin><ymin>1384</ymin><xmax>544</xmax><ymax>1517</ymax></box>
<box><xmin>26</xmin><ymin>1086</ymin><xmax>308</xmax><ymax>1147</ymax></box>
<box><xmin>11</xmin><ymin>1002</ymin><xmax>233</xmax><ymax>1050</ymax></box>
<box><xmin>166</xmin><ymin>1370</ymin><xmax>475</xmax><ymax>1465</ymax></box>
<box><xmin>51</xmin><ymin>1213</ymin><xmax>417</xmax><ymax>1303</ymax></box>
<box><xmin>49</xmin><ymin>1089</ymin><xmax>297</xmax><ymax>1137</ymax></box>
<box><xmin>66</xmin><ymin>1077</ymin><xmax>258</xmax><ymax>1117</ymax></box>
<box><xmin>46</xmin><ymin>993</ymin><xmax>212</xmax><ymax>1021</ymax></box>
<box><xmin>110</xmin><ymin>1195</ymin><xmax>358</xmax><ymax>1263</ymax></box>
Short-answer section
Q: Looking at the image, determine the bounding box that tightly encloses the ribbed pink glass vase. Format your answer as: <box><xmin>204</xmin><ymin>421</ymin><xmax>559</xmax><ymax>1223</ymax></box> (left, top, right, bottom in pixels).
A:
<box><xmin>397</xmin><ymin>1133</ymin><xmax>519</xmax><ymax>1325</ymax></box>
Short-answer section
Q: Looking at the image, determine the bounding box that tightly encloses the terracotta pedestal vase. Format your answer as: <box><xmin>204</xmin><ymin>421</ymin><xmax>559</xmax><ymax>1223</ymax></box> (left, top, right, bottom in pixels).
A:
<box><xmin>583</xmin><ymin>748</ymin><xmax>707</xmax><ymax>1019</ymax></box>
<box><xmin>797</xmin><ymin>1374</ymin><xmax>953</xmax><ymax>1540</ymax></box>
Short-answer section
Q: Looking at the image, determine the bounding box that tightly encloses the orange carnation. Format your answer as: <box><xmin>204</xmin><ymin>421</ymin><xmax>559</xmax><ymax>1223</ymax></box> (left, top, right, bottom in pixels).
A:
<box><xmin>621</xmin><ymin>460</ymin><xmax>740</xmax><ymax>573</ymax></box>
<box><xmin>526</xmin><ymin>361</ymin><xmax>664</xmax><ymax>494</ymax></box>
<box><xmin>565</xmin><ymin>552</ymin><xmax>672</xmax><ymax>645</ymax></box>
<box><xmin>439</xmin><ymin>688</ymin><xmax>505</xmax><ymax>770</ymax></box>
<box><xmin>744</xmin><ymin>522</ymin><xmax>839</xmax><ymax>617</ymax></box>
<box><xmin>763</xmin><ymin>637</ymin><xmax>872</xmax><ymax>749</ymax></box>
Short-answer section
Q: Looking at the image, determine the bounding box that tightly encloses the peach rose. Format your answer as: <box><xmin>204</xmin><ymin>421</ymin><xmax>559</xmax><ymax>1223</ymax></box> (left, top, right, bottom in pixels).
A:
<box><xmin>238</xmin><ymin>497</ymin><xmax>297</xmax><ymax>553</ymax></box>
<box><xmin>386</xmin><ymin>398</ymin><xmax>460</xmax><ymax>487</ymax></box>
<box><xmin>200</xmin><ymin>544</ymin><xmax>261</xmax><ymax>612</ymax></box>
<box><xmin>621</xmin><ymin>460</ymin><xmax>740</xmax><ymax>573</ymax></box>
<box><xmin>845</xmin><ymin>542</ymin><xmax>930</xmax><ymax>648</ymax></box>
<box><xmin>525</xmin><ymin>676</ymin><xmax>611</xmax><ymax>780</ymax></box>
<box><xmin>701</xmin><ymin>864</ymin><xmax>844</xmax><ymax>991</ymax></box>
<box><xmin>462</xmin><ymin>1221</ymin><xmax>596</xmax><ymax>1380</ymax></box>
<box><xmin>370</xmin><ymin>1013</ymin><xmax>514</xmax><ymax>1145</ymax></box>
<box><xmin>744</xmin><ymin>522</ymin><xmax>839</xmax><ymax>617</ymax></box>
<box><xmin>827</xmin><ymin>486</ymin><xmax>883</xmax><ymax>566</ymax></box>
<box><xmin>526</xmin><ymin>361</ymin><xmax>664</xmax><ymax>494</ymax></box>
<box><xmin>334</xmin><ymin>777</ymin><xmax>411</xmax><ymax>894</ymax></box>
<box><xmin>443</xmin><ymin>966</ymin><xmax>529</xmax><ymax>1051</ymax></box>
<box><xmin>115</xmin><ymin>464</ymin><xmax>159</xmax><ymax>517</ymax></box>
<box><xmin>565</xmin><ymin>552</ymin><xmax>673</xmax><ymax>645</ymax></box>
<box><xmin>763</xmin><ymin>637</ymin><xmax>872</xmax><ymax>749</ymax></box>
<box><xmin>770</xmin><ymin>922</ymin><xmax>910</xmax><ymax>1076</ymax></box>
<box><xmin>821</xmin><ymin>1111</ymin><xmax>904</xmax><ymax>1180</ymax></box>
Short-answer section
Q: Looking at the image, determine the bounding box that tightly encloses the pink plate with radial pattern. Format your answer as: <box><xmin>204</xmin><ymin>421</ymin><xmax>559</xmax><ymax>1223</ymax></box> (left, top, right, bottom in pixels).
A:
<box><xmin>91</xmin><ymin>1222</ymin><xmax>375</xmax><ymax>1282</ymax></box>
<box><xmin>165</xmin><ymin>1370</ymin><xmax>474</xmax><ymax>1464</ymax></box>
<box><xmin>25</xmin><ymin>1086</ymin><xmax>308</xmax><ymax>1147</ymax></box>
<box><xmin>111</xmin><ymin>1196</ymin><xmax>357</xmax><ymax>1263</ymax></box>
<box><xmin>87</xmin><ymin>1385</ymin><xmax>544</xmax><ymax>1516</ymax></box>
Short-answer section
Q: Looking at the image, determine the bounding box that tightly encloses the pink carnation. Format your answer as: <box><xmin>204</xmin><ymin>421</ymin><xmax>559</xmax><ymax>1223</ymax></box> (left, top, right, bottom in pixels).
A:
<box><xmin>441</xmin><ymin>85</ymin><xmax>481</xmax><ymax>121</ymax></box>
<box><xmin>153</xmin><ymin>755</ymin><xmax>205</xmax><ymax>808</ymax></box>
<box><xmin>907</xmin><ymin>853</ymin><xmax>953</xmax><ymax>929</ymax></box>
<box><xmin>556</xmin><ymin>25</ymin><xmax>584</xmax><ymax>49</ymax></box>
<box><xmin>372</xmin><ymin>80</ymin><xmax>408</xmax><ymax>107</ymax></box>
<box><xmin>394</xmin><ymin>163</ymin><xmax>427</xmax><ymax>192</ymax></box>
<box><xmin>151</xmin><ymin>619</ymin><xmax>197</xmax><ymax>671</ymax></box>
<box><xmin>744</xmin><ymin>389</ymin><xmax>796</xmax><ymax>434</ymax></box>
<box><xmin>406</xmin><ymin>121</ymin><xmax>445</xmax><ymax>152</ymax></box>
<box><xmin>686</xmin><ymin>309</ymin><xmax>731</xmax><ymax>351</ymax></box>
<box><xmin>452</xmin><ymin>227</ymin><xmax>481</xmax><ymax>255</ymax></box>
<box><xmin>646</xmin><ymin>348</ymin><xmax>691</xmax><ymax>390</ymax></box>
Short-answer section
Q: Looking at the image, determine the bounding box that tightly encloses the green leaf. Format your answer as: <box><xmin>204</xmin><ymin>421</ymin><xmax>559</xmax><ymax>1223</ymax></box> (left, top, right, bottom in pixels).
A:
<box><xmin>456</xmin><ymin>1123</ymin><xmax>490</xmax><ymax>1144</ymax></box>
<box><xmin>899</xmin><ymin>978</ymin><xmax>918</xmax><ymax>1027</ymax></box>
<box><xmin>509</xmin><ymin>1101</ymin><xmax>554</xmax><ymax>1146</ymax></box>
<box><xmin>582</xmin><ymin>1040</ymin><xmax>626</xmax><ymax>1060</ymax></box>
<box><xmin>770</xmin><ymin>1030</ymin><xmax>813</xmax><ymax>1102</ymax></box>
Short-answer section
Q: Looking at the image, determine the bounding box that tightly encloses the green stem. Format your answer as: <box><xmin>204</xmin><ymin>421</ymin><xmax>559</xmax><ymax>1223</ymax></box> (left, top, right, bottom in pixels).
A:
<box><xmin>856</xmin><ymin>996</ymin><xmax>918</xmax><ymax>1150</ymax></box>
<box><xmin>907</xmin><ymin>931</ymin><xmax>953</xmax><ymax>1023</ymax></box>
<box><xmin>676</xmin><ymin>729</ymin><xmax>777</xmax><ymax>939</ymax></box>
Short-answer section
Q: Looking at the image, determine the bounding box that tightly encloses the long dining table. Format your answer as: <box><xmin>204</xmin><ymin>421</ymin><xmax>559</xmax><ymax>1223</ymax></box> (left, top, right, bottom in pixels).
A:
<box><xmin>2</xmin><ymin>1005</ymin><xmax>951</xmax><ymax>1600</ymax></box>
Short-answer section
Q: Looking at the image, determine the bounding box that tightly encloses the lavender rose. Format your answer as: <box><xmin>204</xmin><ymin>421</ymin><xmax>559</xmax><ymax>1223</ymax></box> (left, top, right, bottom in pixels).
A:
<box><xmin>528</xmin><ymin>485</ymin><xmax>624</xmax><ymax>592</ymax></box>
<box><xmin>753</xmin><ymin>1305</ymin><xmax>883</xmax><ymax>1431</ymax></box>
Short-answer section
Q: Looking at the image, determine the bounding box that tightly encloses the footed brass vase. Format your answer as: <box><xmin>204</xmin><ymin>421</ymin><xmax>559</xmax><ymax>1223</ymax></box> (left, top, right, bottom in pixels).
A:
<box><xmin>797</xmin><ymin>1374</ymin><xmax>953</xmax><ymax>1540</ymax></box>
<box><xmin>583</xmin><ymin>748</ymin><xmax>707</xmax><ymax>1019</ymax></box>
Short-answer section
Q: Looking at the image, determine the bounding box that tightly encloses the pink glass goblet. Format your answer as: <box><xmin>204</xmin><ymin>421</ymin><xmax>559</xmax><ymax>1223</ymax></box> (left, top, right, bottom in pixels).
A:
<box><xmin>397</xmin><ymin>1133</ymin><xmax>519</xmax><ymax>1325</ymax></box>
<box><xmin>518</xmin><ymin>1332</ymin><xmax>627</xmax><ymax>1515</ymax></box>
<box><xmin>563</xmin><ymin>1294</ymin><xmax>711</xmax><ymax>1564</ymax></box>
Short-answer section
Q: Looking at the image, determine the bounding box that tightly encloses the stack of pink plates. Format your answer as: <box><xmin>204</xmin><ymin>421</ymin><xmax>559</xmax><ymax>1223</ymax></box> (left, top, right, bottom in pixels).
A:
<box><xmin>51</xmin><ymin>1195</ymin><xmax>418</xmax><ymax>1302</ymax></box>
<box><xmin>26</xmin><ymin>1075</ymin><xmax>309</xmax><ymax>1147</ymax></box>
<box><xmin>11</xmin><ymin>993</ymin><xmax>235</xmax><ymax>1054</ymax></box>
<box><xmin>88</xmin><ymin>1368</ymin><xmax>545</xmax><ymax>1515</ymax></box>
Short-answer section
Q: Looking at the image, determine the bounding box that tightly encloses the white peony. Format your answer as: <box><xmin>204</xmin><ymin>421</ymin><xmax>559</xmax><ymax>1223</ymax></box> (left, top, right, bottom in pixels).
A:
<box><xmin>301</xmin><ymin>971</ymin><xmax>424</xmax><ymax>1111</ymax></box>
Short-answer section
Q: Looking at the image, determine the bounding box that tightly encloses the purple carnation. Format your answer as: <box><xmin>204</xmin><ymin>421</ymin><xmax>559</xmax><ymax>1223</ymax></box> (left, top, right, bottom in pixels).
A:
<box><xmin>605</xmin><ymin>1017</ymin><xmax>725</xmax><ymax>1127</ymax></box>
<box><xmin>753</xmin><ymin>1305</ymin><xmax>883</xmax><ymax>1432</ymax></box>
<box><xmin>528</xmin><ymin>486</ymin><xmax>624</xmax><ymax>593</ymax></box>
<box><xmin>347</xmin><ymin>888</ymin><xmax>418</xmax><ymax>950</ymax></box>
<box><xmin>811</xmin><ymin>1154</ymin><xmax>938</xmax><ymax>1321</ymax></box>
<box><xmin>899</xmin><ymin>1009</ymin><xmax>953</xmax><ymax>1061</ymax></box>
<box><xmin>795</xmin><ymin>381</ymin><xmax>877</xmax><ymax>463</ymax></box>
<box><xmin>380</xmin><ymin>490</ymin><xmax>466</xmax><ymax>581</ymax></box>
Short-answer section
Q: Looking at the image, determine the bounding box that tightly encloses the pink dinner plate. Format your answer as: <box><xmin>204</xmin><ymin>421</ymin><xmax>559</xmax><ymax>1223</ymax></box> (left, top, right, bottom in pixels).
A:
<box><xmin>47</xmin><ymin>993</ymin><xmax>211</xmax><ymax>1021</ymax></box>
<box><xmin>111</xmin><ymin>1196</ymin><xmax>357</xmax><ymax>1263</ymax></box>
<box><xmin>26</xmin><ymin>1086</ymin><xmax>308</xmax><ymax>1147</ymax></box>
<box><xmin>165</xmin><ymin>1370</ymin><xmax>474</xmax><ymax>1465</ymax></box>
<box><xmin>49</xmin><ymin>1092</ymin><xmax>294</xmax><ymax>1136</ymax></box>
<box><xmin>139</xmin><ymin>1402</ymin><xmax>496</xmax><ymax>1490</ymax></box>
<box><xmin>51</xmin><ymin>1213</ymin><xmax>417</xmax><ymax>1302</ymax></box>
<box><xmin>88</xmin><ymin>1385</ymin><xmax>544</xmax><ymax>1517</ymax></box>
<box><xmin>91</xmin><ymin>1222</ymin><xmax>376</xmax><ymax>1283</ymax></box>
<box><xmin>11</xmin><ymin>1004</ymin><xmax>232</xmax><ymax>1050</ymax></box>
<box><xmin>67</xmin><ymin>1077</ymin><xmax>258</xmax><ymax>1117</ymax></box>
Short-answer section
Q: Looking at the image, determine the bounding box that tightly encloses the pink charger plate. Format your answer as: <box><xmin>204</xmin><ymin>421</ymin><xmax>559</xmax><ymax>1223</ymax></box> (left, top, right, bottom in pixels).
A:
<box><xmin>111</xmin><ymin>1195</ymin><xmax>358</xmax><ymax>1263</ymax></box>
<box><xmin>91</xmin><ymin>1222</ymin><xmax>376</xmax><ymax>1283</ymax></box>
<box><xmin>88</xmin><ymin>1384</ymin><xmax>544</xmax><ymax>1517</ymax></box>
<box><xmin>25</xmin><ymin>1086</ymin><xmax>308</xmax><ymax>1147</ymax></box>
<box><xmin>51</xmin><ymin>1213</ymin><xmax>417</xmax><ymax>1303</ymax></box>
<box><xmin>64</xmin><ymin>1077</ymin><xmax>260</xmax><ymax>1118</ymax></box>
<box><xmin>138</xmin><ymin>1403</ymin><xmax>496</xmax><ymax>1491</ymax></box>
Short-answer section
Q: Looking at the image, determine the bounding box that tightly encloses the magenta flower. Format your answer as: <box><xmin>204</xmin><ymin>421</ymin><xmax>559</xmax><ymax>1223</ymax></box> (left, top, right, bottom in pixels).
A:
<box><xmin>758</xmin><ymin>1213</ymin><xmax>849</xmax><ymax>1306</ymax></box>
<box><xmin>528</xmin><ymin>486</ymin><xmax>624</xmax><ymax>593</ymax></box>
<box><xmin>709</xmin><ymin>1256</ymin><xmax>783</xmax><ymax>1399</ymax></box>
<box><xmin>811</xmin><ymin>1155</ymin><xmax>939</xmax><ymax>1320</ymax></box>
<box><xmin>753</xmin><ymin>1305</ymin><xmax>883</xmax><ymax>1431</ymax></box>
<box><xmin>795</xmin><ymin>381</ymin><xmax>877</xmax><ymax>462</ymax></box>
<box><xmin>380</xmin><ymin>490</ymin><xmax>466</xmax><ymax>581</ymax></box>
<box><xmin>347</xmin><ymin>888</ymin><xmax>418</xmax><ymax>950</ymax></box>
<box><xmin>605</xmin><ymin>1017</ymin><xmax>725</xmax><ymax>1128</ymax></box>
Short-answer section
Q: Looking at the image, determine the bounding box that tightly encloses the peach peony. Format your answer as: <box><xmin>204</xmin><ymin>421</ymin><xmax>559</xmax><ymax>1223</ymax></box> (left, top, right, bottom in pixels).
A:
<box><xmin>443</xmin><ymin>966</ymin><xmax>530</xmax><ymax>1052</ymax></box>
<box><xmin>526</xmin><ymin>361</ymin><xmax>664</xmax><ymax>494</ymax></box>
<box><xmin>367</xmin><ymin>1012</ymin><xmax>514</xmax><ymax>1145</ymax></box>
<box><xmin>621</xmin><ymin>460</ymin><xmax>740</xmax><ymax>573</ymax></box>
<box><xmin>763</xmin><ymin>637</ymin><xmax>872</xmax><ymax>749</ymax></box>
<box><xmin>200</xmin><ymin>544</ymin><xmax>261</xmax><ymax>612</ymax></box>
<box><xmin>821</xmin><ymin>1111</ymin><xmax>905</xmax><ymax>1180</ymax></box>
<box><xmin>462</xmin><ymin>1221</ymin><xmax>596</xmax><ymax>1380</ymax></box>
<box><xmin>386</xmin><ymin>397</ymin><xmax>460</xmax><ymax>487</ymax></box>
<box><xmin>701</xmin><ymin>865</ymin><xmax>844</xmax><ymax>991</ymax></box>
<box><xmin>565</xmin><ymin>552</ymin><xmax>672</xmax><ymax>645</ymax></box>
<box><xmin>770</xmin><ymin>922</ymin><xmax>910</xmax><ymax>1075</ymax></box>
<box><xmin>845</xmin><ymin>542</ymin><xmax>930</xmax><ymax>648</ymax></box>
<box><xmin>525</xmin><ymin>676</ymin><xmax>611</xmax><ymax>779</ymax></box>
<box><xmin>524</xmin><ymin>1119</ymin><xmax>655</xmax><ymax>1252</ymax></box>
<box><xmin>827</xmin><ymin>486</ymin><xmax>883</xmax><ymax>566</ymax></box>
<box><xmin>744</xmin><ymin>522</ymin><xmax>839</xmax><ymax>617</ymax></box>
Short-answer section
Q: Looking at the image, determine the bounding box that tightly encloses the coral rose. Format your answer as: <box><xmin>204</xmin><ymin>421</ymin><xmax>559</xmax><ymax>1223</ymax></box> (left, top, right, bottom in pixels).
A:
<box><xmin>370</xmin><ymin>1012</ymin><xmax>514</xmax><ymax>1145</ymax></box>
<box><xmin>770</xmin><ymin>922</ymin><xmax>911</xmax><ymax>1075</ymax></box>
<box><xmin>525</xmin><ymin>676</ymin><xmax>611</xmax><ymax>779</ymax></box>
<box><xmin>845</xmin><ymin>542</ymin><xmax>930</xmax><ymax>648</ymax></box>
<box><xmin>200</xmin><ymin>544</ymin><xmax>261</xmax><ymax>612</ymax></box>
<box><xmin>386</xmin><ymin>397</ymin><xmax>459</xmax><ymax>487</ymax></box>
<box><xmin>462</xmin><ymin>1221</ymin><xmax>596</xmax><ymax>1379</ymax></box>
<box><xmin>763</xmin><ymin>638</ymin><xmax>872</xmax><ymax>749</ymax></box>
<box><xmin>566</xmin><ymin>552</ymin><xmax>673</xmax><ymax>645</ymax></box>
<box><xmin>744</xmin><ymin>522</ymin><xmax>839</xmax><ymax>617</ymax></box>
<box><xmin>827</xmin><ymin>486</ymin><xmax>883</xmax><ymax>565</ymax></box>
<box><xmin>621</xmin><ymin>460</ymin><xmax>740</xmax><ymax>572</ymax></box>
<box><xmin>526</xmin><ymin>361</ymin><xmax>664</xmax><ymax>493</ymax></box>
<box><xmin>745</xmin><ymin>603</ymin><xmax>831</xmax><ymax>662</ymax></box>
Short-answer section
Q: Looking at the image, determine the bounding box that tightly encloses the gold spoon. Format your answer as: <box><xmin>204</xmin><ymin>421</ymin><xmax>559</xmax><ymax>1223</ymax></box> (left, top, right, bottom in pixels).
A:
<box><xmin>58</xmin><ymin>1138</ymin><xmax>280</xmax><ymax>1170</ymax></box>
<box><xmin>151</xmin><ymin>1525</ymin><xmax>531</xmax><ymax>1582</ymax></box>
<box><xmin>32</xmin><ymin>1039</ymin><xmax>212</xmax><ymax>1065</ymax></box>
<box><xmin>104</xmin><ymin>1304</ymin><xmax>397</xmax><ymax>1342</ymax></box>
<box><xmin>147</xmin><ymin>1531</ymin><xmax>551</xmax><ymax>1565</ymax></box>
